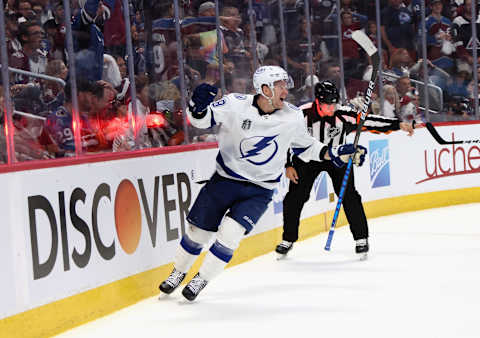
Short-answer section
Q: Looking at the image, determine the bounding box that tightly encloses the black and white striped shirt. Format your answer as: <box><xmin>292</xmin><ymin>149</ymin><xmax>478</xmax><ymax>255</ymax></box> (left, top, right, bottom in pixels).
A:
<box><xmin>286</xmin><ymin>100</ymin><xmax>404</xmax><ymax>166</ymax></box>
<box><xmin>301</xmin><ymin>101</ymin><xmax>403</xmax><ymax>146</ymax></box>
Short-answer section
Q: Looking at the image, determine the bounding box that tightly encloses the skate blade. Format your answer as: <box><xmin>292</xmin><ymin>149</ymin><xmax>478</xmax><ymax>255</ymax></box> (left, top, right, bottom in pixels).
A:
<box><xmin>276</xmin><ymin>253</ymin><xmax>289</xmax><ymax>260</ymax></box>
<box><xmin>357</xmin><ymin>253</ymin><xmax>368</xmax><ymax>261</ymax></box>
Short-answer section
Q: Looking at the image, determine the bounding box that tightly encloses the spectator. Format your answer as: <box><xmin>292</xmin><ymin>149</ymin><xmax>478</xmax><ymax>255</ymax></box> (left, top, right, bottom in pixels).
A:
<box><xmin>198</xmin><ymin>1</ymin><xmax>215</xmax><ymax>17</ymax></box>
<box><xmin>425</xmin><ymin>0</ymin><xmax>455</xmax><ymax>77</ymax></box>
<box><xmin>287</xmin><ymin>17</ymin><xmax>330</xmax><ymax>87</ymax></box>
<box><xmin>88</xmin><ymin>81</ymin><xmax>118</xmax><ymax>152</ymax></box>
<box><xmin>130</xmin><ymin>24</ymin><xmax>146</xmax><ymax>76</ymax></box>
<box><xmin>395</xmin><ymin>75</ymin><xmax>423</xmax><ymax>123</ymax></box>
<box><xmin>114</xmin><ymin>55</ymin><xmax>131</xmax><ymax>104</ymax></box>
<box><xmin>35</xmin><ymin>0</ymin><xmax>54</xmax><ymax>25</ymax></box>
<box><xmin>371</xmin><ymin>84</ymin><xmax>400</xmax><ymax>118</ymax></box>
<box><xmin>385</xmin><ymin>48</ymin><xmax>413</xmax><ymax>80</ymax></box>
<box><xmin>42</xmin><ymin>59</ymin><xmax>68</xmax><ymax>112</ymax></box>
<box><xmin>103</xmin><ymin>0</ymin><xmax>126</xmax><ymax>57</ymax></box>
<box><xmin>381</xmin><ymin>0</ymin><xmax>416</xmax><ymax>60</ymax></box>
<box><xmin>149</xmin><ymin>81</ymin><xmax>185</xmax><ymax>146</ymax></box>
<box><xmin>296</xmin><ymin>74</ymin><xmax>319</xmax><ymax>106</ymax></box>
<box><xmin>220</xmin><ymin>6</ymin><xmax>250</xmax><ymax>73</ymax></box>
<box><xmin>410</xmin><ymin>59</ymin><xmax>445</xmax><ymax>114</ymax></box>
<box><xmin>445</xmin><ymin>63</ymin><xmax>471</xmax><ymax>102</ymax></box>
<box><xmin>340</xmin><ymin>10</ymin><xmax>368</xmax><ymax>79</ymax></box>
<box><xmin>396</xmin><ymin>74</ymin><xmax>414</xmax><ymax>98</ymax></box>
<box><xmin>227</xmin><ymin>72</ymin><xmax>250</xmax><ymax>94</ymax></box>
<box><xmin>128</xmin><ymin>74</ymin><xmax>151</xmax><ymax>148</ymax></box>
<box><xmin>16</xmin><ymin>0</ymin><xmax>36</xmax><ymax>22</ymax></box>
<box><xmin>11</xmin><ymin>21</ymin><xmax>48</xmax><ymax>84</ymax></box>
<box><xmin>5</xmin><ymin>12</ymin><xmax>21</xmax><ymax>57</ymax></box>
<box><xmin>44</xmin><ymin>79</ymin><xmax>98</xmax><ymax>156</ymax></box>
<box><xmin>72</xmin><ymin>0</ymin><xmax>114</xmax><ymax>82</ymax></box>
<box><xmin>0</xmin><ymin>85</ymin><xmax>52</xmax><ymax>162</ymax></box>
<box><xmin>451</xmin><ymin>0</ymin><xmax>480</xmax><ymax>70</ymax></box>
<box><xmin>42</xmin><ymin>2</ymin><xmax>66</xmax><ymax>61</ymax></box>
<box><xmin>467</xmin><ymin>66</ymin><xmax>480</xmax><ymax>101</ymax></box>
<box><xmin>319</xmin><ymin>62</ymin><xmax>341</xmax><ymax>89</ymax></box>
<box><xmin>102</xmin><ymin>54</ymin><xmax>122</xmax><ymax>88</ymax></box>
<box><xmin>242</xmin><ymin>21</ymin><xmax>270</xmax><ymax>66</ymax></box>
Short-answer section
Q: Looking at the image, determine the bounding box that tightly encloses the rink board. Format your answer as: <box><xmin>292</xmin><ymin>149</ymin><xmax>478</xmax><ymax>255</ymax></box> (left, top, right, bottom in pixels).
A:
<box><xmin>0</xmin><ymin>122</ymin><xmax>479</xmax><ymax>338</ymax></box>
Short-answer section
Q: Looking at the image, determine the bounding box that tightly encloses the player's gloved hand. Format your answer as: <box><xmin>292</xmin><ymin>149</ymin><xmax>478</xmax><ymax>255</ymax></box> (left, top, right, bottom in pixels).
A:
<box><xmin>189</xmin><ymin>83</ymin><xmax>218</xmax><ymax>117</ymax></box>
<box><xmin>328</xmin><ymin>144</ymin><xmax>367</xmax><ymax>168</ymax></box>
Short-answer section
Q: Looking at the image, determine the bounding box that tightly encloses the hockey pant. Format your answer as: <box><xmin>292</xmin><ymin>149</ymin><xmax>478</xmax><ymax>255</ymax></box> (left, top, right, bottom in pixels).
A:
<box><xmin>282</xmin><ymin>157</ymin><xmax>368</xmax><ymax>242</ymax></box>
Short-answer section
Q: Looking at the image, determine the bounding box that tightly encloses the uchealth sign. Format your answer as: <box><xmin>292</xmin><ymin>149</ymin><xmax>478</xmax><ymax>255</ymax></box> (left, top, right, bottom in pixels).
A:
<box><xmin>27</xmin><ymin>174</ymin><xmax>192</xmax><ymax>280</ymax></box>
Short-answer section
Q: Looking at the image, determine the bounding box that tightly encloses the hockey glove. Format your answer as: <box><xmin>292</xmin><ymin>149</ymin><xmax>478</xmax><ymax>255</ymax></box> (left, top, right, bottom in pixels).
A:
<box><xmin>328</xmin><ymin>144</ymin><xmax>367</xmax><ymax>168</ymax></box>
<box><xmin>189</xmin><ymin>83</ymin><xmax>218</xmax><ymax>118</ymax></box>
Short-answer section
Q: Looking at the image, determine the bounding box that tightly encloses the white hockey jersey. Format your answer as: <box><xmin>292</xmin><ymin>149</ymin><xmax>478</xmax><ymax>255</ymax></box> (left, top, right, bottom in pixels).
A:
<box><xmin>187</xmin><ymin>93</ymin><xmax>328</xmax><ymax>189</ymax></box>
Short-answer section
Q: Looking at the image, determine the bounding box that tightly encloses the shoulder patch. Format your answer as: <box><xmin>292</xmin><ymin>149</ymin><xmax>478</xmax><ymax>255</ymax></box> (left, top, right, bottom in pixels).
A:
<box><xmin>234</xmin><ymin>94</ymin><xmax>247</xmax><ymax>100</ymax></box>
<box><xmin>212</xmin><ymin>98</ymin><xmax>226</xmax><ymax>107</ymax></box>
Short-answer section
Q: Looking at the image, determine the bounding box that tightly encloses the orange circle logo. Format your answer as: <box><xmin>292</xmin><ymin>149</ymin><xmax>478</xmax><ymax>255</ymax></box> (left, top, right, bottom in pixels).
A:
<box><xmin>114</xmin><ymin>179</ymin><xmax>142</xmax><ymax>254</ymax></box>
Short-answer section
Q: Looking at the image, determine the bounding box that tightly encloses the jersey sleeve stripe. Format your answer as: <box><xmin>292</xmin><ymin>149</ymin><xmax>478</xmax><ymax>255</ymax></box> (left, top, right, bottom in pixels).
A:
<box><xmin>291</xmin><ymin>146</ymin><xmax>310</xmax><ymax>156</ymax></box>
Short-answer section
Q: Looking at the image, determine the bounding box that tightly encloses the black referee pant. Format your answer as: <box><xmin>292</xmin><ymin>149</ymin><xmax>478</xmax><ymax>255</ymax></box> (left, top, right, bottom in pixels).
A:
<box><xmin>282</xmin><ymin>156</ymin><xmax>368</xmax><ymax>243</ymax></box>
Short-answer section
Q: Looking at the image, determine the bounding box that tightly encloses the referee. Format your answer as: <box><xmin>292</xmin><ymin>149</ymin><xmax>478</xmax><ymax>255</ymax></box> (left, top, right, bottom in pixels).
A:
<box><xmin>276</xmin><ymin>80</ymin><xmax>415</xmax><ymax>258</ymax></box>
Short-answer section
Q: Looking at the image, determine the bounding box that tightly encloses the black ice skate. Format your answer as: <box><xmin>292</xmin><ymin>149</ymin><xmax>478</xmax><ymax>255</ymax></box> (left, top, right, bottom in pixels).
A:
<box><xmin>182</xmin><ymin>273</ymin><xmax>208</xmax><ymax>301</ymax></box>
<box><xmin>355</xmin><ymin>238</ymin><xmax>369</xmax><ymax>260</ymax></box>
<box><xmin>159</xmin><ymin>268</ymin><xmax>186</xmax><ymax>294</ymax></box>
<box><xmin>275</xmin><ymin>240</ymin><xmax>293</xmax><ymax>259</ymax></box>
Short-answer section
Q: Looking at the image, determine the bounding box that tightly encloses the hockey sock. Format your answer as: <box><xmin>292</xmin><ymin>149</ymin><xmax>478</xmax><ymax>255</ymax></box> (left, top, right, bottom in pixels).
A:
<box><xmin>174</xmin><ymin>223</ymin><xmax>213</xmax><ymax>273</ymax></box>
<box><xmin>199</xmin><ymin>217</ymin><xmax>245</xmax><ymax>281</ymax></box>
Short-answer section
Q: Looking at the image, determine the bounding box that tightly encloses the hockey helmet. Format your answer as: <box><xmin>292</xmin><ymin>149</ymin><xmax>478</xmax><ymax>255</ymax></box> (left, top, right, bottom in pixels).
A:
<box><xmin>315</xmin><ymin>80</ymin><xmax>339</xmax><ymax>104</ymax></box>
<box><xmin>253</xmin><ymin>66</ymin><xmax>293</xmax><ymax>95</ymax></box>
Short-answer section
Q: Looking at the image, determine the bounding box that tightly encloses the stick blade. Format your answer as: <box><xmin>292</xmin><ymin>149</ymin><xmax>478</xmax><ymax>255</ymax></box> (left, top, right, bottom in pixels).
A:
<box><xmin>425</xmin><ymin>122</ymin><xmax>463</xmax><ymax>145</ymax></box>
<box><xmin>352</xmin><ymin>30</ymin><xmax>377</xmax><ymax>56</ymax></box>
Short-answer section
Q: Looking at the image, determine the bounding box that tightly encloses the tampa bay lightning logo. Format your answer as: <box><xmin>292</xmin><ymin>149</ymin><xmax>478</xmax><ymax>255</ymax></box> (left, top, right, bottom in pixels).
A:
<box><xmin>239</xmin><ymin>135</ymin><xmax>279</xmax><ymax>165</ymax></box>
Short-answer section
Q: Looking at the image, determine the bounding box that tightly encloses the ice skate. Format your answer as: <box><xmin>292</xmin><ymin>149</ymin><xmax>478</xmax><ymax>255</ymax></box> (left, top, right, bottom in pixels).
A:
<box><xmin>182</xmin><ymin>273</ymin><xmax>208</xmax><ymax>301</ymax></box>
<box><xmin>159</xmin><ymin>268</ymin><xmax>186</xmax><ymax>294</ymax></box>
<box><xmin>275</xmin><ymin>240</ymin><xmax>293</xmax><ymax>259</ymax></box>
<box><xmin>355</xmin><ymin>238</ymin><xmax>369</xmax><ymax>261</ymax></box>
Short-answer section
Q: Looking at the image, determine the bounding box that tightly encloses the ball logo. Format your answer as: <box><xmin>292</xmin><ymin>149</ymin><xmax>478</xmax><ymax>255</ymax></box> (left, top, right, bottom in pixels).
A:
<box><xmin>115</xmin><ymin>180</ymin><xmax>142</xmax><ymax>254</ymax></box>
<box><xmin>369</xmin><ymin>139</ymin><xmax>391</xmax><ymax>188</ymax></box>
<box><xmin>239</xmin><ymin>135</ymin><xmax>279</xmax><ymax>165</ymax></box>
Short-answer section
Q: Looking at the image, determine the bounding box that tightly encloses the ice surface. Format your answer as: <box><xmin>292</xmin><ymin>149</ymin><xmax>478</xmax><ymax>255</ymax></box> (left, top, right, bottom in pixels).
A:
<box><xmin>57</xmin><ymin>203</ymin><xmax>480</xmax><ymax>338</ymax></box>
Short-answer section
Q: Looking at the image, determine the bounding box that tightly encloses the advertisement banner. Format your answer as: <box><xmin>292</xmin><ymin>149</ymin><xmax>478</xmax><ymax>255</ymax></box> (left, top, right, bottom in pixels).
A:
<box><xmin>0</xmin><ymin>122</ymin><xmax>479</xmax><ymax>320</ymax></box>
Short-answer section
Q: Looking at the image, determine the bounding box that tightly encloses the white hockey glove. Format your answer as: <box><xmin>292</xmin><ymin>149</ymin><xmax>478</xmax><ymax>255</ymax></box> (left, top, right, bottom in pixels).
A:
<box><xmin>328</xmin><ymin>144</ymin><xmax>367</xmax><ymax>168</ymax></box>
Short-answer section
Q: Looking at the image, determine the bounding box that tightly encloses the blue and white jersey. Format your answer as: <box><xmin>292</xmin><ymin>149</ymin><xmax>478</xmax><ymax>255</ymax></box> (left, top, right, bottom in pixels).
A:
<box><xmin>187</xmin><ymin>93</ymin><xmax>328</xmax><ymax>189</ymax></box>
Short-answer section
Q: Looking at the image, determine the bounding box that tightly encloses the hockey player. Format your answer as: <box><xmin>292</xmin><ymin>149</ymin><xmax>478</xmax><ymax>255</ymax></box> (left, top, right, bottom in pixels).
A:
<box><xmin>158</xmin><ymin>66</ymin><xmax>367</xmax><ymax>301</ymax></box>
<box><xmin>275</xmin><ymin>80</ymin><xmax>415</xmax><ymax>259</ymax></box>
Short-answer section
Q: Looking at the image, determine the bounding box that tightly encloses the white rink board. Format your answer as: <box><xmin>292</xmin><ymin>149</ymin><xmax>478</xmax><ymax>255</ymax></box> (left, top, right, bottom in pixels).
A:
<box><xmin>1</xmin><ymin>122</ymin><xmax>479</xmax><ymax>320</ymax></box>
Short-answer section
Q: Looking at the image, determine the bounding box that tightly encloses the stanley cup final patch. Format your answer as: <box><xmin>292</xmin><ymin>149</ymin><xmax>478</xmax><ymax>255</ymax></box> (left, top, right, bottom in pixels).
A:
<box><xmin>241</xmin><ymin>119</ymin><xmax>252</xmax><ymax>130</ymax></box>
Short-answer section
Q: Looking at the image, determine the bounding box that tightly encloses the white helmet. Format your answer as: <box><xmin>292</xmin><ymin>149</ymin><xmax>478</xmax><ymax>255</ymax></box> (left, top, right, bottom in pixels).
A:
<box><xmin>253</xmin><ymin>66</ymin><xmax>292</xmax><ymax>95</ymax></box>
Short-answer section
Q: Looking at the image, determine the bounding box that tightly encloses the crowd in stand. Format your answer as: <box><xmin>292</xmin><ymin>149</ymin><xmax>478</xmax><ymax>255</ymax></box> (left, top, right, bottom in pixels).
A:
<box><xmin>0</xmin><ymin>0</ymin><xmax>479</xmax><ymax>163</ymax></box>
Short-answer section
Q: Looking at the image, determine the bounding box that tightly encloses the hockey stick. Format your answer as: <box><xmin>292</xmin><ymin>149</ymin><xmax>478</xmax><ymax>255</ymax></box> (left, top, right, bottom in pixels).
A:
<box><xmin>425</xmin><ymin>122</ymin><xmax>480</xmax><ymax>145</ymax></box>
<box><xmin>325</xmin><ymin>30</ymin><xmax>379</xmax><ymax>251</ymax></box>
